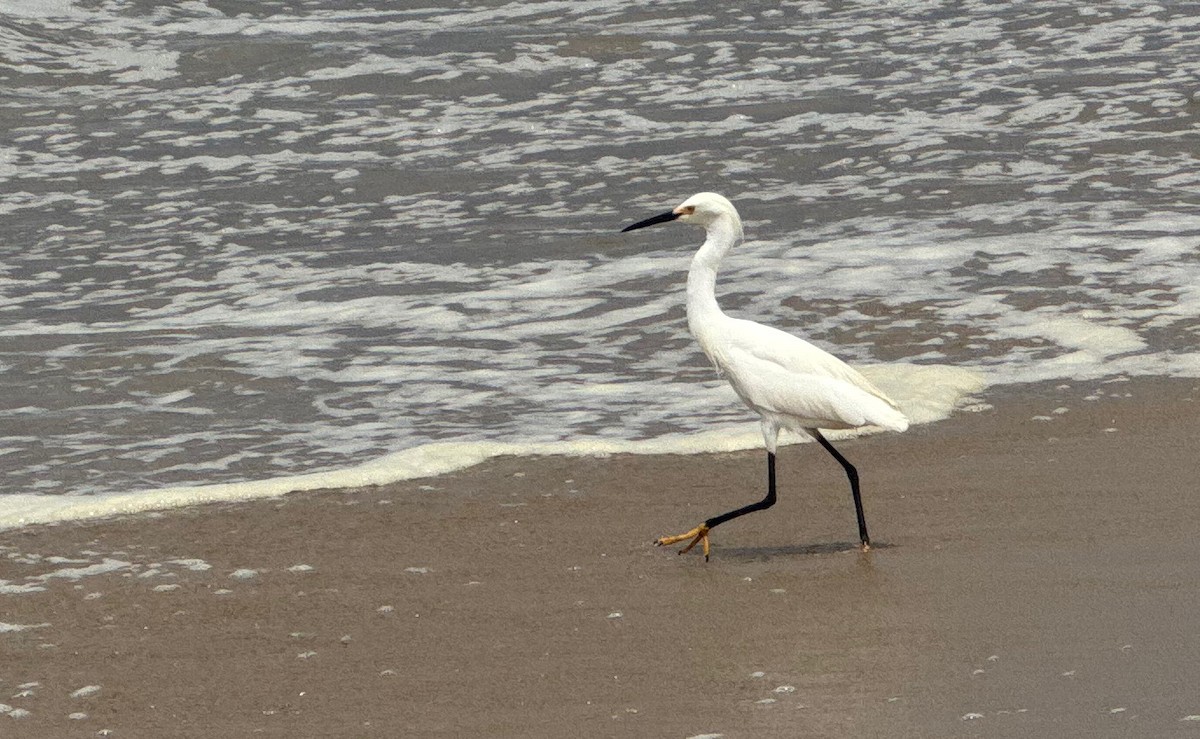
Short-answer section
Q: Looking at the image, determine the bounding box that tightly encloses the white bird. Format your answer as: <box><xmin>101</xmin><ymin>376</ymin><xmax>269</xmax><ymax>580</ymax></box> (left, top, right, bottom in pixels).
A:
<box><xmin>622</xmin><ymin>192</ymin><xmax>908</xmax><ymax>560</ymax></box>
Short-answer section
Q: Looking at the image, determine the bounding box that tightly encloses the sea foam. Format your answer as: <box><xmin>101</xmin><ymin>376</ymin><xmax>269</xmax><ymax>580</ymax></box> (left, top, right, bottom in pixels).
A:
<box><xmin>0</xmin><ymin>364</ymin><xmax>982</xmax><ymax>531</ymax></box>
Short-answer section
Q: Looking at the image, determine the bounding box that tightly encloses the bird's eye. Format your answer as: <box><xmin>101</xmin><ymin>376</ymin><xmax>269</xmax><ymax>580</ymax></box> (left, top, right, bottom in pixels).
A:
<box><xmin>681</xmin><ymin>205</ymin><xmax>696</xmax><ymax>215</ymax></box>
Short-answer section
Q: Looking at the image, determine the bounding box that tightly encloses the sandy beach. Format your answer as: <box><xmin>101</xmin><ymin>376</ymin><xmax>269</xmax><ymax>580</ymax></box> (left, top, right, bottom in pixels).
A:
<box><xmin>3</xmin><ymin>376</ymin><xmax>1200</xmax><ymax>737</ymax></box>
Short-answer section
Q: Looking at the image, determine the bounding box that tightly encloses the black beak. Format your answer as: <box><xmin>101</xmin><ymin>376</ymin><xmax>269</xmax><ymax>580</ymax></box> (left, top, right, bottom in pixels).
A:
<box><xmin>621</xmin><ymin>210</ymin><xmax>679</xmax><ymax>233</ymax></box>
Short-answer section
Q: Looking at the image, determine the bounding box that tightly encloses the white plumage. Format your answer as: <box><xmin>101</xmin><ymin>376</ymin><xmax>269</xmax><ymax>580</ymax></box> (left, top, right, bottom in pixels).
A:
<box><xmin>702</xmin><ymin>318</ymin><xmax>909</xmax><ymax>438</ymax></box>
<box><xmin>622</xmin><ymin>191</ymin><xmax>908</xmax><ymax>559</ymax></box>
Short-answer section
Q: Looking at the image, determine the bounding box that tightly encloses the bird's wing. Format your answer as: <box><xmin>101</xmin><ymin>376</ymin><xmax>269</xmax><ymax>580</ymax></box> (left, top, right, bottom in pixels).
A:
<box><xmin>720</xmin><ymin>318</ymin><xmax>901</xmax><ymax>409</ymax></box>
<box><xmin>721</xmin><ymin>344</ymin><xmax>905</xmax><ymax>430</ymax></box>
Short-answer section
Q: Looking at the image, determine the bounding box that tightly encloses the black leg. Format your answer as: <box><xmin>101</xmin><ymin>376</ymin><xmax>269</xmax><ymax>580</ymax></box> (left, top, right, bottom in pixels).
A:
<box><xmin>705</xmin><ymin>451</ymin><xmax>777</xmax><ymax>530</ymax></box>
<box><xmin>812</xmin><ymin>430</ymin><xmax>870</xmax><ymax>548</ymax></box>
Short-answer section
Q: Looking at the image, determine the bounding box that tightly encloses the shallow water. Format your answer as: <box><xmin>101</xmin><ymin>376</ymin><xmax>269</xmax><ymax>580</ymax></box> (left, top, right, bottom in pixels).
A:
<box><xmin>2</xmin><ymin>1</ymin><xmax>1198</xmax><ymax>520</ymax></box>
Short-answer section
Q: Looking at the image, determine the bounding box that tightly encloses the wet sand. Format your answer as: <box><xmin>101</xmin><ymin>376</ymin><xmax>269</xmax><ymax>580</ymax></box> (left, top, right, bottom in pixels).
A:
<box><xmin>3</xmin><ymin>377</ymin><xmax>1200</xmax><ymax>737</ymax></box>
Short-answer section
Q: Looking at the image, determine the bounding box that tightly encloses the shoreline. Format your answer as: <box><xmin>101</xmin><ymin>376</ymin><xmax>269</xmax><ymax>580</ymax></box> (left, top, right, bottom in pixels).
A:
<box><xmin>3</xmin><ymin>376</ymin><xmax>1200</xmax><ymax>737</ymax></box>
<box><xmin>0</xmin><ymin>363</ymin><xmax>985</xmax><ymax>534</ymax></box>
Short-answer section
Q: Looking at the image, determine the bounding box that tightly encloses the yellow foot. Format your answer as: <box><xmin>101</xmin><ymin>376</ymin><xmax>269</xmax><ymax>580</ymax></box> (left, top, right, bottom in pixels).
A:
<box><xmin>654</xmin><ymin>523</ymin><xmax>711</xmax><ymax>561</ymax></box>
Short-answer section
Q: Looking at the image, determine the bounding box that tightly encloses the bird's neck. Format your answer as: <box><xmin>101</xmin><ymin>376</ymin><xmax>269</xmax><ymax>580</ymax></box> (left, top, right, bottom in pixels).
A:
<box><xmin>686</xmin><ymin>216</ymin><xmax>741</xmax><ymax>338</ymax></box>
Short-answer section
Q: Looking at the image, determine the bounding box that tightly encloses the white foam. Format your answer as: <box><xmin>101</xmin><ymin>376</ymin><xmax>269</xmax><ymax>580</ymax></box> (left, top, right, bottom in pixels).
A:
<box><xmin>0</xmin><ymin>704</ymin><xmax>31</xmax><ymax>719</ymax></box>
<box><xmin>997</xmin><ymin>315</ymin><xmax>1147</xmax><ymax>357</ymax></box>
<box><xmin>0</xmin><ymin>364</ymin><xmax>982</xmax><ymax>531</ymax></box>
<box><xmin>69</xmin><ymin>685</ymin><xmax>101</xmax><ymax>699</ymax></box>
<box><xmin>35</xmin><ymin>559</ymin><xmax>132</xmax><ymax>581</ymax></box>
<box><xmin>168</xmin><ymin>558</ymin><xmax>211</xmax><ymax>571</ymax></box>
<box><xmin>0</xmin><ymin>622</ymin><xmax>49</xmax><ymax>633</ymax></box>
<box><xmin>0</xmin><ymin>581</ymin><xmax>45</xmax><ymax>595</ymax></box>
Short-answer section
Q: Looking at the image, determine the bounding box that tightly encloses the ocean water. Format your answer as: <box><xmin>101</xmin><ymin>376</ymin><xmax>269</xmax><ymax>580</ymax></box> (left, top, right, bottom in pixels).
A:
<box><xmin>2</xmin><ymin>0</ymin><xmax>1198</xmax><ymax>528</ymax></box>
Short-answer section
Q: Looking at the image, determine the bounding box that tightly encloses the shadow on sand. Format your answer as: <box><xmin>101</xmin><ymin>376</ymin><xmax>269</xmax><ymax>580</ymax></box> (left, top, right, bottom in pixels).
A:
<box><xmin>713</xmin><ymin>540</ymin><xmax>895</xmax><ymax>562</ymax></box>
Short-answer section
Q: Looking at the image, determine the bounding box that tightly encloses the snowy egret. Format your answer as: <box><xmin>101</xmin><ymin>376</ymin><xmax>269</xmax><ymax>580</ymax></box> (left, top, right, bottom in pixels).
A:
<box><xmin>622</xmin><ymin>192</ymin><xmax>909</xmax><ymax>560</ymax></box>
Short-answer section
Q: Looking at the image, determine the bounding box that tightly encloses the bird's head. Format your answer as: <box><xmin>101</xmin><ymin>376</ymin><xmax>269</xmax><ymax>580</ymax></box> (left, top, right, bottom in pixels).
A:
<box><xmin>621</xmin><ymin>192</ymin><xmax>740</xmax><ymax>233</ymax></box>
